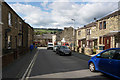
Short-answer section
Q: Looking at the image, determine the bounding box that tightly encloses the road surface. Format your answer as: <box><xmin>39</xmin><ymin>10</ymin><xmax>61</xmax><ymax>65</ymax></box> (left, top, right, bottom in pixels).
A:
<box><xmin>21</xmin><ymin>47</ymin><xmax>113</xmax><ymax>80</ymax></box>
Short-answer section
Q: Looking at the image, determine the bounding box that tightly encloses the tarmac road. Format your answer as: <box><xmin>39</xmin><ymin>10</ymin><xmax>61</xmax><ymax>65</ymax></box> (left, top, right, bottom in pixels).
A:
<box><xmin>24</xmin><ymin>48</ymin><xmax>114</xmax><ymax>80</ymax></box>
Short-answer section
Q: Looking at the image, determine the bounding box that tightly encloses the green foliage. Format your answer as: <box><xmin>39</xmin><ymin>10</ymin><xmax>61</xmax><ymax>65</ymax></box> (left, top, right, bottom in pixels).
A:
<box><xmin>34</xmin><ymin>28</ymin><xmax>62</xmax><ymax>35</ymax></box>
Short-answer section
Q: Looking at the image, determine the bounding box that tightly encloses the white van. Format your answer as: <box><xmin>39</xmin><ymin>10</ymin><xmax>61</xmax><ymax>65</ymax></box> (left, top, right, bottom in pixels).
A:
<box><xmin>47</xmin><ymin>42</ymin><xmax>54</xmax><ymax>50</ymax></box>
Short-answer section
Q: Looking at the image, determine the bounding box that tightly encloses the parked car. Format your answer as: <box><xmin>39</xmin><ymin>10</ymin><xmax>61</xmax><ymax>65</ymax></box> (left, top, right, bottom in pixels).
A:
<box><xmin>56</xmin><ymin>46</ymin><xmax>72</xmax><ymax>56</ymax></box>
<box><xmin>53</xmin><ymin>45</ymin><xmax>59</xmax><ymax>52</ymax></box>
<box><xmin>62</xmin><ymin>42</ymin><xmax>70</xmax><ymax>48</ymax></box>
<box><xmin>47</xmin><ymin>42</ymin><xmax>54</xmax><ymax>50</ymax></box>
<box><xmin>88</xmin><ymin>48</ymin><xmax>120</xmax><ymax>79</ymax></box>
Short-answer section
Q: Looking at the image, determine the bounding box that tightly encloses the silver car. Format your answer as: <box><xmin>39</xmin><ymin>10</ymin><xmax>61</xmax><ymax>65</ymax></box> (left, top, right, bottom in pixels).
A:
<box><xmin>53</xmin><ymin>45</ymin><xmax>59</xmax><ymax>52</ymax></box>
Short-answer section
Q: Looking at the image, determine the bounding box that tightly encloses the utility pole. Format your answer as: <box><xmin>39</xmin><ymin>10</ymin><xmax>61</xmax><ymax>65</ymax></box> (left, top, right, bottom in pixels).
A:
<box><xmin>71</xmin><ymin>19</ymin><xmax>75</xmax><ymax>51</ymax></box>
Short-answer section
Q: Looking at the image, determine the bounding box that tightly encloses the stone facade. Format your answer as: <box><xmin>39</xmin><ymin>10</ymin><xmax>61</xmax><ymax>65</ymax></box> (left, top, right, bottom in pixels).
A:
<box><xmin>76</xmin><ymin>10</ymin><xmax>120</xmax><ymax>55</ymax></box>
<box><xmin>28</xmin><ymin>24</ymin><xmax>34</xmax><ymax>48</ymax></box>
<box><xmin>1</xmin><ymin>2</ymin><xmax>34</xmax><ymax>67</ymax></box>
<box><xmin>34</xmin><ymin>34</ymin><xmax>53</xmax><ymax>47</ymax></box>
<box><xmin>56</xmin><ymin>27</ymin><xmax>76</xmax><ymax>50</ymax></box>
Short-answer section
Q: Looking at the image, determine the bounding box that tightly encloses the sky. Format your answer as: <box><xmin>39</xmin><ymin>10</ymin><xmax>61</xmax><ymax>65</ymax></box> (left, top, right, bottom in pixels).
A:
<box><xmin>5</xmin><ymin>0</ymin><xmax>119</xmax><ymax>29</ymax></box>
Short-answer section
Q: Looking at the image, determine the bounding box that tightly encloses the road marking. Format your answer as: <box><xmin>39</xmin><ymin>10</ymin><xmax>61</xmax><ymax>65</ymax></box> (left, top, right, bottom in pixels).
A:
<box><xmin>26</xmin><ymin>50</ymin><xmax>38</xmax><ymax>80</ymax></box>
<box><xmin>21</xmin><ymin>49</ymin><xmax>39</xmax><ymax>80</ymax></box>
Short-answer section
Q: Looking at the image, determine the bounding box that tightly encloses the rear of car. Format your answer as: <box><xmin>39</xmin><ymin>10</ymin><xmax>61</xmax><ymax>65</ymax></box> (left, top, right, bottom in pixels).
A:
<box><xmin>57</xmin><ymin>46</ymin><xmax>72</xmax><ymax>56</ymax></box>
<box><xmin>88</xmin><ymin>48</ymin><xmax>120</xmax><ymax>79</ymax></box>
<box><xmin>47</xmin><ymin>43</ymin><xmax>54</xmax><ymax>50</ymax></box>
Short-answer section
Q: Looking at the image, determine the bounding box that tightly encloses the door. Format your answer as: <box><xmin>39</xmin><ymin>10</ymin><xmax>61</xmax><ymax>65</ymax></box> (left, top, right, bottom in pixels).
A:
<box><xmin>104</xmin><ymin>36</ymin><xmax>111</xmax><ymax>50</ymax></box>
<box><xmin>78</xmin><ymin>40</ymin><xmax>81</xmax><ymax>48</ymax></box>
<box><xmin>105</xmin><ymin>36</ymin><xmax>111</xmax><ymax>49</ymax></box>
<box><xmin>112</xmin><ymin>49</ymin><xmax>120</xmax><ymax>77</ymax></box>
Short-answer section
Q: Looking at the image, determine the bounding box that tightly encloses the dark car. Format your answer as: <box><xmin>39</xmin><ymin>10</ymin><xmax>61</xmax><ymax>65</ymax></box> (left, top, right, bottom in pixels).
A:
<box><xmin>88</xmin><ymin>48</ymin><xmax>120</xmax><ymax>79</ymax></box>
<box><xmin>56</xmin><ymin>46</ymin><xmax>72</xmax><ymax>56</ymax></box>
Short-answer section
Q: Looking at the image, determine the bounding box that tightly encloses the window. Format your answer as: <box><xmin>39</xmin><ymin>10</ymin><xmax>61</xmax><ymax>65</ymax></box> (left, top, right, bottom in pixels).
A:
<box><xmin>100</xmin><ymin>50</ymin><xmax>116</xmax><ymax>59</ymax></box>
<box><xmin>99</xmin><ymin>37</ymin><xmax>102</xmax><ymax>44</ymax></box>
<box><xmin>113</xmin><ymin>49</ymin><xmax>120</xmax><ymax>60</ymax></box>
<box><xmin>18</xmin><ymin>39</ymin><xmax>21</xmax><ymax>46</ymax></box>
<box><xmin>99</xmin><ymin>22</ymin><xmax>102</xmax><ymax>30</ymax></box>
<box><xmin>103</xmin><ymin>37</ymin><xmax>105</xmax><ymax>44</ymax></box>
<box><xmin>8</xmin><ymin>35</ymin><xmax>12</xmax><ymax>49</ymax></box>
<box><xmin>78</xmin><ymin>31</ymin><xmax>81</xmax><ymax>35</ymax></box>
<box><xmin>87</xmin><ymin>29</ymin><xmax>91</xmax><ymax>35</ymax></box>
<box><xmin>0</xmin><ymin>4</ymin><xmax>1</xmax><ymax>22</ymax></box>
<box><xmin>99</xmin><ymin>21</ymin><xmax>106</xmax><ymax>30</ymax></box>
<box><xmin>15</xmin><ymin>17</ymin><xmax>18</xmax><ymax>29</ymax></box>
<box><xmin>19</xmin><ymin>22</ymin><xmax>22</xmax><ymax>31</ymax></box>
<box><xmin>8</xmin><ymin>12</ymin><xmax>12</xmax><ymax>26</ymax></box>
<box><xmin>103</xmin><ymin>21</ymin><xmax>106</xmax><ymax>29</ymax></box>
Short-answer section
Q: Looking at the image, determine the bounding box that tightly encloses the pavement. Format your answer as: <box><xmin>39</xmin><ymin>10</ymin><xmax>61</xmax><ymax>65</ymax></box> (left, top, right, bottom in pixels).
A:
<box><xmin>2</xmin><ymin>49</ymin><xmax>37</xmax><ymax>79</ymax></box>
<box><xmin>2</xmin><ymin>47</ymin><xmax>116</xmax><ymax>80</ymax></box>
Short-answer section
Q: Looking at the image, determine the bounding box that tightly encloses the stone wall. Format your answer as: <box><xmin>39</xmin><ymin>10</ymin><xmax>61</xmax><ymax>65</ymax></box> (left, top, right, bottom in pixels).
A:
<box><xmin>1</xmin><ymin>2</ymin><xmax>34</xmax><ymax>67</ymax></box>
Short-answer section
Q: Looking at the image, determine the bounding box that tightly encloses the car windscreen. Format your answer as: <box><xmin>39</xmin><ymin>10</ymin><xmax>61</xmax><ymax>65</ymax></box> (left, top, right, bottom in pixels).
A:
<box><xmin>48</xmin><ymin>44</ymin><xmax>53</xmax><ymax>46</ymax></box>
<box><xmin>65</xmin><ymin>44</ymin><xmax>69</xmax><ymax>46</ymax></box>
<box><xmin>60</xmin><ymin>46</ymin><xmax>69</xmax><ymax>49</ymax></box>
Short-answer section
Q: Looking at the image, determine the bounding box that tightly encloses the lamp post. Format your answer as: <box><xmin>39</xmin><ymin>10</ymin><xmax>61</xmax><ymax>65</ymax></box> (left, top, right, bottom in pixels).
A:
<box><xmin>71</xmin><ymin>19</ymin><xmax>75</xmax><ymax>51</ymax></box>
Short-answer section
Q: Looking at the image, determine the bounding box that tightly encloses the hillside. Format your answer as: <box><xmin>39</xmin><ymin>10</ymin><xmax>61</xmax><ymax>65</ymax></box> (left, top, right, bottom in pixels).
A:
<box><xmin>34</xmin><ymin>28</ymin><xmax>63</xmax><ymax>35</ymax></box>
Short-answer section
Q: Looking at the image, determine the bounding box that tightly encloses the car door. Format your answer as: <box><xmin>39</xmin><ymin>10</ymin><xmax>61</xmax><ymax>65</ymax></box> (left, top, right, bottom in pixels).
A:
<box><xmin>112</xmin><ymin>49</ymin><xmax>120</xmax><ymax>77</ymax></box>
<box><xmin>98</xmin><ymin>49</ymin><xmax>116</xmax><ymax>73</ymax></box>
<box><xmin>56</xmin><ymin>46</ymin><xmax>60</xmax><ymax>54</ymax></box>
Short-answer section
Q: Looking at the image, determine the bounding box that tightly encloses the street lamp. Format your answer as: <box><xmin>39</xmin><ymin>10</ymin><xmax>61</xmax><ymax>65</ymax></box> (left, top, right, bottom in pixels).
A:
<box><xmin>71</xmin><ymin>19</ymin><xmax>75</xmax><ymax>51</ymax></box>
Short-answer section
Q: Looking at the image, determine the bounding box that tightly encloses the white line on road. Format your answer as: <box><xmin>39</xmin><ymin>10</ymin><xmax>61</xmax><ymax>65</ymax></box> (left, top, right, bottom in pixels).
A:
<box><xmin>21</xmin><ymin>49</ymin><xmax>39</xmax><ymax>80</ymax></box>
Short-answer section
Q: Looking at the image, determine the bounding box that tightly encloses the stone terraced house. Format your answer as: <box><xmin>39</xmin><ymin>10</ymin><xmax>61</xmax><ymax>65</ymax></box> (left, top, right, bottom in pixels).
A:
<box><xmin>1</xmin><ymin>2</ymin><xmax>34</xmax><ymax>67</ymax></box>
<box><xmin>76</xmin><ymin>10</ymin><xmax>120</xmax><ymax>55</ymax></box>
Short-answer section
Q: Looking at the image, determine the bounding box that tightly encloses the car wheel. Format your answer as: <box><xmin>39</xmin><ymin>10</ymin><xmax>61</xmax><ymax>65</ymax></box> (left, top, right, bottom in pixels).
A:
<box><xmin>89</xmin><ymin>62</ymin><xmax>96</xmax><ymax>72</ymax></box>
<box><xmin>69</xmin><ymin>53</ymin><xmax>71</xmax><ymax>56</ymax></box>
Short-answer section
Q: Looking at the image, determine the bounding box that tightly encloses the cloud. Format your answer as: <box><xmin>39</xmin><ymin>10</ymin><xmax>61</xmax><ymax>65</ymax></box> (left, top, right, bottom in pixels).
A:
<box><xmin>5</xmin><ymin>0</ymin><xmax>120</xmax><ymax>2</ymax></box>
<box><xmin>9</xmin><ymin>1</ymin><xmax>118</xmax><ymax>29</ymax></box>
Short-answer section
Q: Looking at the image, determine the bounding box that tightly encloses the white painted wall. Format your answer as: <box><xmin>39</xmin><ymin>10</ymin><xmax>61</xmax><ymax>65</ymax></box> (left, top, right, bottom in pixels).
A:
<box><xmin>52</xmin><ymin>35</ymin><xmax>56</xmax><ymax>46</ymax></box>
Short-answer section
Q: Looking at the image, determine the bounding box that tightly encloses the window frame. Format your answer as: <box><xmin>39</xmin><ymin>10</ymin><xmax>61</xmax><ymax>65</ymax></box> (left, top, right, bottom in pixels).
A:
<box><xmin>8</xmin><ymin>12</ymin><xmax>12</xmax><ymax>26</ymax></box>
<box><xmin>99</xmin><ymin>22</ymin><xmax>102</xmax><ymax>30</ymax></box>
<box><xmin>103</xmin><ymin>21</ymin><xmax>106</xmax><ymax>29</ymax></box>
<box><xmin>78</xmin><ymin>31</ymin><xmax>81</xmax><ymax>35</ymax></box>
<box><xmin>15</xmin><ymin>17</ymin><xmax>18</xmax><ymax>29</ymax></box>
<box><xmin>99</xmin><ymin>37</ymin><xmax>102</xmax><ymax>44</ymax></box>
<box><xmin>7</xmin><ymin>35</ymin><xmax>12</xmax><ymax>49</ymax></box>
<box><xmin>87</xmin><ymin>29</ymin><xmax>91</xmax><ymax>35</ymax></box>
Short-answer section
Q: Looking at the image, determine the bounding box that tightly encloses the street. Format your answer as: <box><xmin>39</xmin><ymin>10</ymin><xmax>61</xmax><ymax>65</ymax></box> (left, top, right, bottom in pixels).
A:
<box><xmin>19</xmin><ymin>48</ymin><xmax>113</xmax><ymax>80</ymax></box>
<box><xmin>2</xmin><ymin>48</ymin><xmax>117</xmax><ymax>80</ymax></box>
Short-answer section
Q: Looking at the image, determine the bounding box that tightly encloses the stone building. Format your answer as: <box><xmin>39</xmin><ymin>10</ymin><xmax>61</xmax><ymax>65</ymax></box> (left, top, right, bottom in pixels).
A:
<box><xmin>27</xmin><ymin>23</ymin><xmax>34</xmax><ymax>48</ymax></box>
<box><xmin>76</xmin><ymin>10</ymin><xmax>120</xmax><ymax>55</ymax></box>
<box><xmin>34</xmin><ymin>34</ymin><xmax>53</xmax><ymax>47</ymax></box>
<box><xmin>1</xmin><ymin>2</ymin><xmax>34</xmax><ymax>67</ymax></box>
<box><xmin>23</xmin><ymin>23</ymin><xmax>34</xmax><ymax>50</ymax></box>
<box><xmin>96</xmin><ymin>10</ymin><xmax>120</xmax><ymax>54</ymax></box>
<box><xmin>56</xmin><ymin>27</ymin><xmax>76</xmax><ymax>50</ymax></box>
<box><xmin>76</xmin><ymin>22</ymin><xmax>97</xmax><ymax>55</ymax></box>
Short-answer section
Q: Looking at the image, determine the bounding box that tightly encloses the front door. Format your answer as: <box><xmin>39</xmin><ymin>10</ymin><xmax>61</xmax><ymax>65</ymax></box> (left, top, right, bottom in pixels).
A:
<box><xmin>104</xmin><ymin>36</ymin><xmax>111</xmax><ymax>50</ymax></box>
